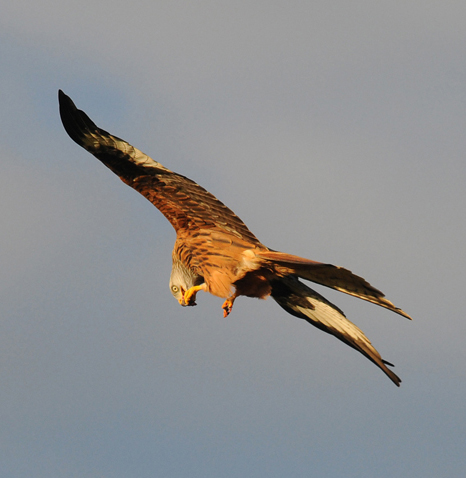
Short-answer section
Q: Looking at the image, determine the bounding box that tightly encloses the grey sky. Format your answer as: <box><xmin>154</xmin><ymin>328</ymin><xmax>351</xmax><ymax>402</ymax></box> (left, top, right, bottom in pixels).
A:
<box><xmin>1</xmin><ymin>2</ymin><xmax>465</xmax><ymax>477</ymax></box>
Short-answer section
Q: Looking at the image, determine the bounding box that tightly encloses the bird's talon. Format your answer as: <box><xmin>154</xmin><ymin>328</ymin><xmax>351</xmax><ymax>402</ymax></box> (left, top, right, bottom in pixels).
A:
<box><xmin>184</xmin><ymin>296</ymin><xmax>197</xmax><ymax>306</ymax></box>
<box><xmin>222</xmin><ymin>300</ymin><xmax>234</xmax><ymax>317</ymax></box>
<box><xmin>183</xmin><ymin>289</ymin><xmax>196</xmax><ymax>306</ymax></box>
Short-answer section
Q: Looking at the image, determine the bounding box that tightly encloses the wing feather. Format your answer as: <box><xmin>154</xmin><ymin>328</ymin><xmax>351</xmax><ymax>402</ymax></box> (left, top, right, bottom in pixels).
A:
<box><xmin>257</xmin><ymin>250</ymin><xmax>412</xmax><ymax>320</ymax></box>
<box><xmin>271</xmin><ymin>277</ymin><xmax>402</xmax><ymax>386</ymax></box>
<box><xmin>58</xmin><ymin>90</ymin><xmax>262</xmax><ymax>244</ymax></box>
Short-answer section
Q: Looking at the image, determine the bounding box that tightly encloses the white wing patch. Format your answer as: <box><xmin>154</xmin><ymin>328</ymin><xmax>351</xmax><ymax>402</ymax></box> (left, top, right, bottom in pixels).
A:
<box><xmin>296</xmin><ymin>298</ymin><xmax>370</xmax><ymax>345</ymax></box>
<box><xmin>81</xmin><ymin>128</ymin><xmax>170</xmax><ymax>172</ymax></box>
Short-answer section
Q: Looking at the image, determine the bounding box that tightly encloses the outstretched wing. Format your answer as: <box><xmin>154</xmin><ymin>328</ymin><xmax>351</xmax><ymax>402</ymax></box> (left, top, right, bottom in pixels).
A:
<box><xmin>58</xmin><ymin>90</ymin><xmax>262</xmax><ymax>246</ymax></box>
<box><xmin>271</xmin><ymin>276</ymin><xmax>402</xmax><ymax>386</ymax></box>
<box><xmin>257</xmin><ymin>250</ymin><xmax>412</xmax><ymax>320</ymax></box>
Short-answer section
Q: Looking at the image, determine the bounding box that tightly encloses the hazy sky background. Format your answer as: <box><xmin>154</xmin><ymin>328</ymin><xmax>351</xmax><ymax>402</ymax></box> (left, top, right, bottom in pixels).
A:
<box><xmin>1</xmin><ymin>2</ymin><xmax>465</xmax><ymax>477</ymax></box>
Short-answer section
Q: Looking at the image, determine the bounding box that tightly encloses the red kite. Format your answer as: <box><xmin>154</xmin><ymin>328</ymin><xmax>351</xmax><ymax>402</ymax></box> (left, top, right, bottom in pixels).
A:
<box><xmin>59</xmin><ymin>90</ymin><xmax>411</xmax><ymax>386</ymax></box>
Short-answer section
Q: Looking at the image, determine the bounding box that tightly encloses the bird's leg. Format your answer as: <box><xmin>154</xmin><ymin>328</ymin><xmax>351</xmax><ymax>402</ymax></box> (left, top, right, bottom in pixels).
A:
<box><xmin>222</xmin><ymin>293</ymin><xmax>237</xmax><ymax>318</ymax></box>
<box><xmin>183</xmin><ymin>283</ymin><xmax>206</xmax><ymax>306</ymax></box>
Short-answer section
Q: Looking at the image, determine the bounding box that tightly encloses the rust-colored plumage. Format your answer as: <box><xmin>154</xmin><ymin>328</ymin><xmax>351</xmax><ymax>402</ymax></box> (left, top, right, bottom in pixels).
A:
<box><xmin>59</xmin><ymin>90</ymin><xmax>411</xmax><ymax>386</ymax></box>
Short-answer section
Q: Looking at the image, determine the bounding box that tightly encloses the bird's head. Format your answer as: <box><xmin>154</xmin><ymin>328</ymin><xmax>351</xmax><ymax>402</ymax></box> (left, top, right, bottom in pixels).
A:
<box><xmin>169</xmin><ymin>258</ymin><xmax>204</xmax><ymax>306</ymax></box>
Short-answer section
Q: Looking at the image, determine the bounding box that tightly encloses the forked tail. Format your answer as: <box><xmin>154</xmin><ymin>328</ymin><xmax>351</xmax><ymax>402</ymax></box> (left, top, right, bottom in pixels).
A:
<box><xmin>258</xmin><ymin>250</ymin><xmax>412</xmax><ymax>320</ymax></box>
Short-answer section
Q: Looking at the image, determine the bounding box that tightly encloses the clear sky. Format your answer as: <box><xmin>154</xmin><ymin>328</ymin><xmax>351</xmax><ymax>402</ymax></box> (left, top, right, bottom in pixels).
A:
<box><xmin>1</xmin><ymin>2</ymin><xmax>465</xmax><ymax>477</ymax></box>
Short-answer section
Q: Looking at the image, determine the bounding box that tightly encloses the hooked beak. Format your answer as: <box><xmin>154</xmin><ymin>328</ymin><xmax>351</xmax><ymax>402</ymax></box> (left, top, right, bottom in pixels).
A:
<box><xmin>178</xmin><ymin>297</ymin><xmax>187</xmax><ymax>307</ymax></box>
<box><xmin>178</xmin><ymin>288</ymin><xmax>187</xmax><ymax>307</ymax></box>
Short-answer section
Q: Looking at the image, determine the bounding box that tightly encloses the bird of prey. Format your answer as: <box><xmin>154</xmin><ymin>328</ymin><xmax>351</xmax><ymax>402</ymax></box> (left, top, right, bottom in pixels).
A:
<box><xmin>59</xmin><ymin>90</ymin><xmax>411</xmax><ymax>386</ymax></box>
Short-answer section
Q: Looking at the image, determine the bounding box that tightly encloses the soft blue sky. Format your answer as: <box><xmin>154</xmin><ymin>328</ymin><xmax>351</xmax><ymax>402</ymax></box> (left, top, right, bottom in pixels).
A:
<box><xmin>1</xmin><ymin>1</ymin><xmax>465</xmax><ymax>477</ymax></box>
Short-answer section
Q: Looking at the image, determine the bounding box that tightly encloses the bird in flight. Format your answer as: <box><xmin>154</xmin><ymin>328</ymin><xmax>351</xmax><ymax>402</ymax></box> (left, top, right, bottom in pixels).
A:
<box><xmin>59</xmin><ymin>90</ymin><xmax>411</xmax><ymax>386</ymax></box>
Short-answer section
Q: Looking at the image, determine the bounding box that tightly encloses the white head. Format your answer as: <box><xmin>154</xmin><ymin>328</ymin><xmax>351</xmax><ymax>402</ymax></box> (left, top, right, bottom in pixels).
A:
<box><xmin>169</xmin><ymin>258</ymin><xmax>204</xmax><ymax>306</ymax></box>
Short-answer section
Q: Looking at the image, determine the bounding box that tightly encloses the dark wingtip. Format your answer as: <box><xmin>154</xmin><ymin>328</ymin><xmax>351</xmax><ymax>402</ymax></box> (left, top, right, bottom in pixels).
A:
<box><xmin>58</xmin><ymin>90</ymin><xmax>156</xmax><ymax>180</ymax></box>
<box><xmin>58</xmin><ymin>89</ymin><xmax>74</xmax><ymax>116</ymax></box>
<box><xmin>58</xmin><ymin>89</ymin><xmax>80</xmax><ymax>143</ymax></box>
<box><xmin>58</xmin><ymin>90</ymin><xmax>71</xmax><ymax>112</ymax></box>
<box><xmin>58</xmin><ymin>89</ymin><xmax>101</xmax><ymax>147</ymax></box>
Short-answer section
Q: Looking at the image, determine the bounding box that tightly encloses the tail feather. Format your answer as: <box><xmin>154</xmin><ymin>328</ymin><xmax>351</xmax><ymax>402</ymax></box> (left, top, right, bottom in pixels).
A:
<box><xmin>258</xmin><ymin>250</ymin><xmax>411</xmax><ymax>320</ymax></box>
<box><xmin>271</xmin><ymin>276</ymin><xmax>402</xmax><ymax>386</ymax></box>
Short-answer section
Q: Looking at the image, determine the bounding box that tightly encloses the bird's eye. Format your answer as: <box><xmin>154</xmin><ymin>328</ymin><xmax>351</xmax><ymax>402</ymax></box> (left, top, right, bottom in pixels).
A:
<box><xmin>171</xmin><ymin>286</ymin><xmax>179</xmax><ymax>293</ymax></box>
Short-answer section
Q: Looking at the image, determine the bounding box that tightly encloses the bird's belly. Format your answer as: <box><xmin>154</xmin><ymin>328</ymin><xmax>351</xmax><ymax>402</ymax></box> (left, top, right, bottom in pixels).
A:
<box><xmin>233</xmin><ymin>270</ymin><xmax>272</xmax><ymax>300</ymax></box>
